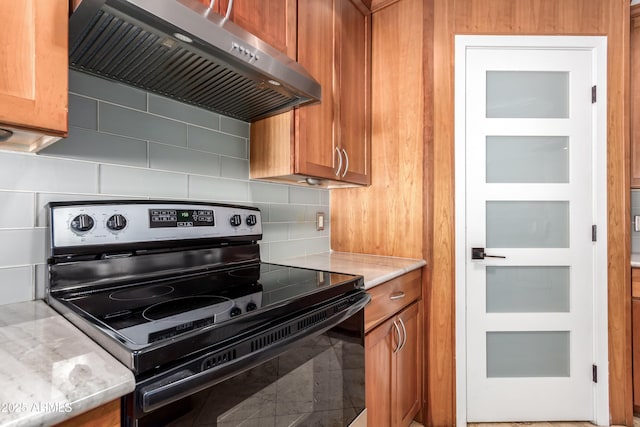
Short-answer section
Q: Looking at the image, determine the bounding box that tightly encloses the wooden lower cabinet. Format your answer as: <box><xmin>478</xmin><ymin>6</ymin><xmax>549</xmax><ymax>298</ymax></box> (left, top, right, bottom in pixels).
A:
<box><xmin>53</xmin><ymin>399</ymin><xmax>120</xmax><ymax>427</ymax></box>
<box><xmin>365</xmin><ymin>301</ymin><xmax>422</xmax><ymax>427</ymax></box>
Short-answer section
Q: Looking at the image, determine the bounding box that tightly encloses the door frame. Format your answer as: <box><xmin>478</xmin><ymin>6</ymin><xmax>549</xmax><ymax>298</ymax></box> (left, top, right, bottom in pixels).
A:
<box><xmin>453</xmin><ymin>35</ymin><xmax>609</xmax><ymax>426</ymax></box>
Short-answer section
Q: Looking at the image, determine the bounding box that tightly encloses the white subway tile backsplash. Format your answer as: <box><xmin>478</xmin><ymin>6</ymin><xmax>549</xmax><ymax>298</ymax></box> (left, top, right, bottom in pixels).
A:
<box><xmin>288</xmin><ymin>222</ymin><xmax>327</xmax><ymax>240</ymax></box>
<box><xmin>304</xmin><ymin>205</ymin><xmax>326</xmax><ymax>222</ymax></box>
<box><xmin>0</xmin><ymin>192</ymin><xmax>35</xmax><ymax>228</ymax></box>
<box><xmin>0</xmin><ymin>266</ymin><xmax>33</xmax><ymax>305</ymax></box>
<box><xmin>188</xmin><ymin>126</ymin><xmax>247</xmax><ymax>158</ymax></box>
<box><xmin>41</xmin><ymin>126</ymin><xmax>148</xmax><ymax>167</ymax></box>
<box><xmin>68</xmin><ymin>95</ymin><xmax>97</xmax><ymax>130</ymax></box>
<box><xmin>149</xmin><ymin>94</ymin><xmax>220</xmax><ymax>130</ymax></box>
<box><xmin>260</xmin><ymin>244</ymin><xmax>271</xmax><ymax>263</ymax></box>
<box><xmin>261</xmin><ymin>223</ymin><xmax>289</xmax><ymax>243</ymax></box>
<box><xmin>0</xmin><ymin>152</ymin><xmax>98</xmax><ymax>194</ymax></box>
<box><xmin>34</xmin><ymin>264</ymin><xmax>46</xmax><ymax>300</ymax></box>
<box><xmin>150</xmin><ymin>143</ymin><xmax>221</xmax><ymax>177</ymax></box>
<box><xmin>220</xmin><ymin>157</ymin><xmax>249</xmax><ymax>180</ymax></box>
<box><xmin>0</xmin><ymin>229</ymin><xmax>46</xmax><ymax>267</ymax></box>
<box><xmin>320</xmin><ymin>190</ymin><xmax>330</xmax><ymax>206</ymax></box>
<box><xmin>302</xmin><ymin>237</ymin><xmax>331</xmax><ymax>255</ymax></box>
<box><xmin>100</xmin><ymin>103</ymin><xmax>188</xmax><ymax>147</ymax></box>
<box><xmin>269</xmin><ymin>204</ymin><xmax>307</xmax><ymax>223</ymax></box>
<box><xmin>69</xmin><ymin>70</ymin><xmax>147</xmax><ymax>110</ymax></box>
<box><xmin>100</xmin><ymin>165</ymin><xmax>188</xmax><ymax>198</ymax></box>
<box><xmin>0</xmin><ymin>70</ymin><xmax>331</xmax><ymax>306</ymax></box>
<box><xmin>249</xmin><ymin>182</ymin><xmax>289</xmax><ymax>204</ymax></box>
<box><xmin>220</xmin><ymin>116</ymin><xmax>250</xmax><ymax>138</ymax></box>
<box><xmin>289</xmin><ymin>187</ymin><xmax>321</xmax><ymax>205</ymax></box>
<box><xmin>268</xmin><ymin>240</ymin><xmax>312</xmax><ymax>261</ymax></box>
<box><xmin>188</xmin><ymin>175</ymin><xmax>249</xmax><ymax>202</ymax></box>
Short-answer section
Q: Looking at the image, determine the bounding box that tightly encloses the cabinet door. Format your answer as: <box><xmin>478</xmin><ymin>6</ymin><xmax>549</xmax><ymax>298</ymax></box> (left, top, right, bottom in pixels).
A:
<box><xmin>394</xmin><ymin>301</ymin><xmax>422</xmax><ymax>426</ymax></box>
<box><xmin>365</xmin><ymin>316</ymin><xmax>396</xmax><ymax>427</ymax></box>
<box><xmin>218</xmin><ymin>0</ymin><xmax>296</xmax><ymax>58</ymax></box>
<box><xmin>336</xmin><ymin>0</ymin><xmax>371</xmax><ymax>185</ymax></box>
<box><xmin>0</xmin><ymin>1</ymin><xmax>67</xmax><ymax>136</ymax></box>
<box><xmin>296</xmin><ymin>0</ymin><xmax>338</xmax><ymax>180</ymax></box>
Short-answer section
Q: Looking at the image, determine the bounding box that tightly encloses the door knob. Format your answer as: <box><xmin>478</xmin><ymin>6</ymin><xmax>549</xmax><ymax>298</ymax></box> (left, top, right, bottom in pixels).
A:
<box><xmin>471</xmin><ymin>247</ymin><xmax>506</xmax><ymax>260</ymax></box>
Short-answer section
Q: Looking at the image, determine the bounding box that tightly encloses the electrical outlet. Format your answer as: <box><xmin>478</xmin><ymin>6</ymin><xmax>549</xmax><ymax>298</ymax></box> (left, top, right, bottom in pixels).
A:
<box><xmin>316</xmin><ymin>212</ymin><xmax>325</xmax><ymax>231</ymax></box>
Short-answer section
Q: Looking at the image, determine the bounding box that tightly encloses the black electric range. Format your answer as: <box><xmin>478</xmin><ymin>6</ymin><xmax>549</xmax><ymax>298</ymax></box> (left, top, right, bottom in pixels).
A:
<box><xmin>45</xmin><ymin>200</ymin><xmax>369</xmax><ymax>425</ymax></box>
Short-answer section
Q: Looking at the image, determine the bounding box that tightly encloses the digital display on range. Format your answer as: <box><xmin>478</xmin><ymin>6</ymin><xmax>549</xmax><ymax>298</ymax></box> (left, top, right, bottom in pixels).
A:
<box><xmin>149</xmin><ymin>209</ymin><xmax>215</xmax><ymax>228</ymax></box>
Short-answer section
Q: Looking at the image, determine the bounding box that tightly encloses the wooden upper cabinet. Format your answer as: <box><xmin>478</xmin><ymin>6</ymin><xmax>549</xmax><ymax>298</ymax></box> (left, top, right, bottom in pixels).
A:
<box><xmin>335</xmin><ymin>0</ymin><xmax>370</xmax><ymax>184</ymax></box>
<box><xmin>198</xmin><ymin>0</ymin><xmax>296</xmax><ymax>58</ymax></box>
<box><xmin>250</xmin><ymin>0</ymin><xmax>371</xmax><ymax>187</ymax></box>
<box><xmin>0</xmin><ymin>0</ymin><xmax>68</xmax><ymax>152</ymax></box>
<box><xmin>632</xmin><ymin>5</ymin><xmax>640</xmax><ymax>187</ymax></box>
<box><xmin>296</xmin><ymin>0</ymin><xmax>338</xmax><ymax>179</ymax></box>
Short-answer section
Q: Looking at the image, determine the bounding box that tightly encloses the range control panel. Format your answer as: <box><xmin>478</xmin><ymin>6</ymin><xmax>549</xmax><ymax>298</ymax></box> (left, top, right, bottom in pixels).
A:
<box><xmin>49</xmin><ymin>201</ymin><xmax>262</xmax><ymax>249</ymax></box>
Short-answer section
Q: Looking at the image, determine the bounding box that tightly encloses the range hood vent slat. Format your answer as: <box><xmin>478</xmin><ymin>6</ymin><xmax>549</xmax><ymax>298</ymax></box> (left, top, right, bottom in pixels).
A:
<box><xmin>68</xmin><ymin>0</ymin><xmax>321</xmax><ymax>122</ymax></box>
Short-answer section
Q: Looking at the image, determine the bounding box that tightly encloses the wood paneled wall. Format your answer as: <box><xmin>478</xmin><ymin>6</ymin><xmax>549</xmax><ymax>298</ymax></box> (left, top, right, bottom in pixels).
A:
<box><xmin>330</xmin><ymin>0</ymin><xmax>425</xmax><ymax>259</ymax></box>
<box><xmin>331</xmin><ymin>0</ymin><xmax>631</xmax><ymax>425</ymax></box>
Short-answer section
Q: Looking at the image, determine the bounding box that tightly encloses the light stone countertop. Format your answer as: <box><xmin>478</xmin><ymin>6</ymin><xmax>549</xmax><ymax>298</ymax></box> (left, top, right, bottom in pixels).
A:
<box><xmin>273</xmin><ymin>251</ymin><xmax>426</xmax><ymax>289</ymax></box>
<box><xmin>632</xmin><ymin>253</ymin><xmax>640</xmax><ymax>268</ymax></box>
<box><xmin>0</xmin><ymin>300</ymin><xmax>135</xmax><ymax>427</ymax></box>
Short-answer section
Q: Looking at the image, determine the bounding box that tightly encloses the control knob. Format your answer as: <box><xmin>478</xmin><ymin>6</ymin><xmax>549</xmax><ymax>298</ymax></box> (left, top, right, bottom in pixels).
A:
<box><xmin>106</xmin><ymin>214</ymin><xmax>127</xmax><ymax>231</ymax></box>
<box><xmin>70</xmin><ymin>214</ymin><xmax>94</xmax><ymax>234</ymax></box>
<box><xmin>246</xmin><ymin>302</ymin><xmax>257</xmax><ymax>312</ymax></box>
<box><xmin>230</xmin><ymin>214</ymin><xmax>242</xmax><ymax>227</ymax></box>
<box><xmin>246</xmin><ymin>214</ymin><xmax>257</xmax><ymax>227</ymax></box>
<box><xmin>229</xmin><ymin>306</ymin><xmax>242</xmax><ymax>317</ymax></box>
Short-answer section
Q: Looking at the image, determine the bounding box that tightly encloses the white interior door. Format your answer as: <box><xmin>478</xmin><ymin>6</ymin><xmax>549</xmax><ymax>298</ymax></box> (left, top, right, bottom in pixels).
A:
<box><xmin>461</xmin><ymin>43</ymin><xmax>603</xmax><ymax>422</ymax></box>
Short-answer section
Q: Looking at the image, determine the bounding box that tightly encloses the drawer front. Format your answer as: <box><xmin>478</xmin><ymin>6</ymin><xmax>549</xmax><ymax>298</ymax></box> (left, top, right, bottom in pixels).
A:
<box><xmin>633</xmin><ymin>268</ymin><xmax>640</xmax><ymax>298</ymax></box>
<box><xmin>365</xmin><ymin>269</ymin><xmax>422</xmax><ymax>332</ymax></box>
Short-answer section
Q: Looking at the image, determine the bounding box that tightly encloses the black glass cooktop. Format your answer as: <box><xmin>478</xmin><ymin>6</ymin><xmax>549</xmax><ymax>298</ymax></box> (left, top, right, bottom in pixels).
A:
<box><xmin>60</xmin><ymin>263</ymin><xmax>361</xmax><ymax>346</ymax></box>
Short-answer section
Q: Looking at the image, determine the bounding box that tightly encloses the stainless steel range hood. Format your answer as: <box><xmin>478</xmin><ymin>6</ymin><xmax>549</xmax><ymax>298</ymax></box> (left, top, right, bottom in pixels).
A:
<box><xmin>69</xmin><ymin>0</ymin><xmax>321</xmax><ymax>122</ymax></box>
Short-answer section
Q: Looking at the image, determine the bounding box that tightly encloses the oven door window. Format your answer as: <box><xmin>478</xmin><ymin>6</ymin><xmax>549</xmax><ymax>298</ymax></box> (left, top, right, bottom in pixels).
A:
<box><xmin>137</xmin><ymin>312</ymin><xmax>365</xmax><ymax>427</ymax></box>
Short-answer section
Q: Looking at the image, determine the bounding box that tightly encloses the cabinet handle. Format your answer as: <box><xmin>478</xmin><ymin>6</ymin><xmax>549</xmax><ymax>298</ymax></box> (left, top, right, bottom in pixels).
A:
<box><xmin>335</xmin><ymin>147</ymin><xmax>343</xmax><ymax>176</ymax></box>
<box><xmin>341</xmin><ymin>149</ymin><xmax>349</xmax><ymax>177</ymax></box>
<box><xmin>221</xmin><ymin>0</ymin><xmax>233</xmax><ymax>24</ymax></box>
<box><xmin>389</xmin><ymin>291</ymin><xmax>405</xmax><ymax>301</ymax></box>
<box><xmin>205</xmin><ymin>0</ymin><xmax>215</xmax><ymax>16</ymax></box>
<box><xmin>392</xmin><ymin>320</ymin><xmax>402</xmax><ymax>354</ymax></box>
<box><xmin>398</xmin><ymin>318</ymin><xmax>407</xmax><ymax>352</ymax></box>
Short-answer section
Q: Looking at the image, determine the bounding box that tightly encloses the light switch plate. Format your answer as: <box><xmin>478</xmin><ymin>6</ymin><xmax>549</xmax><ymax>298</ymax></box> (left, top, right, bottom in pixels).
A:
<box><xmin>316</xmin><ymin>212</ymin><xmax>325</xmax><ymax>231</ymax></box>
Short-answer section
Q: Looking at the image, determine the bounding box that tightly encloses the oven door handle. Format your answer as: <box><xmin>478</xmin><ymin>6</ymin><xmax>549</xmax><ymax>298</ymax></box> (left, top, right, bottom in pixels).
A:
<box><xmin>138</xmin><ymin>291</ymin><xmax>371</xmax><ymax>414</ymax></box>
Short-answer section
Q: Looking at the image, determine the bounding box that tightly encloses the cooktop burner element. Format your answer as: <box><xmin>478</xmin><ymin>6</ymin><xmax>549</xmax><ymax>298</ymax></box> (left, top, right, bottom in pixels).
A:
<box><xmin>109</xmin><ymin>285</ymin><xmax>175</xmax><ymax>301</ymax></box>
<box><xmin>142</xmin><ymin>296</ymin><xmax>232</xmax><ymax>321</ymax></box>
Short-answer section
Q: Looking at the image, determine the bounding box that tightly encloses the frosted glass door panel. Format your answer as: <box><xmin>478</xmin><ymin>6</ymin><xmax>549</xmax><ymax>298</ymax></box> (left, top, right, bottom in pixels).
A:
<box><xmin>486</xmin><ymin>266</ymin><xmax>570</xmax><ymax>313</ymax></box>
<box><xmin>486</xmin><ymin>331</ymin><xmax>570</xmax><ymax>378</ymax></box>
<box><xmin>486</xmin><ymin>136</ymin><xmax>569</xmax><ymax>183</ymax></box>
<box><xmin>486</xmin><ymin>201</ymin><xmax>569</xmax><ymax>248</ymax></box>
<box><xmin>486</xmin><ymin>71</ymin><xmax>569</xmax><ymax>118</ymax></box>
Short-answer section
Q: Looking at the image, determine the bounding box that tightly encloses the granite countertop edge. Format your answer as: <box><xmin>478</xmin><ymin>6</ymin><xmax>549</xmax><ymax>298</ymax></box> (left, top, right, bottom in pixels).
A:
<box><xmin>632</xmin><ymin>252</ymin><xmax>640</xmax><ymax>268</ymax></box>
<box><xmin>272</xmin><ymin>251</ymin><xmax>426</xmax><ymax>290</ymax></box>
<box><xmin>0</xmin><ymin>300</ymin><xmax>135</xmax><ymax>427</ymax></box>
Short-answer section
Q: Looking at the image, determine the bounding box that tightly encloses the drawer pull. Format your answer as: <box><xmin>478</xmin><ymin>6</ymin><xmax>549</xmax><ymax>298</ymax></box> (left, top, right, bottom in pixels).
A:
<box><xmin>389</xmin><ymin>292</ymin><xmax>405</xmax><ymax>301</ymax></box>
